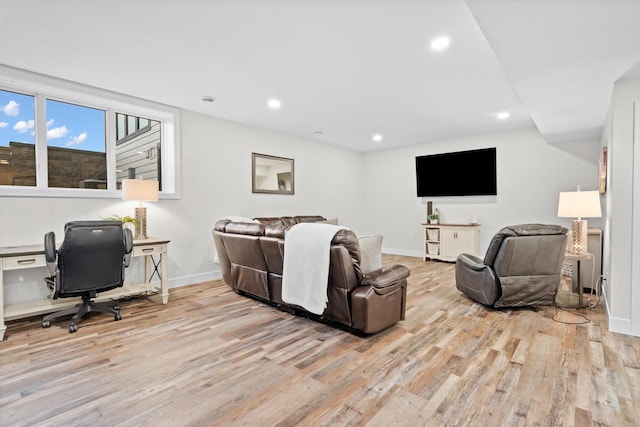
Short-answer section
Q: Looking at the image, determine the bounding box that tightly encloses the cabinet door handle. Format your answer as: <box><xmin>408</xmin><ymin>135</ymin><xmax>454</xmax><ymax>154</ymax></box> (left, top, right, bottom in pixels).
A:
<box><xmin>18</xmin><ymin>258</ymin><xmax>36</xmax><ymax>265</ymax></box>
<box><xmin>142</xmin><ymin>248</ymin><xmax>154</xmax><ymax>253</ymax></box>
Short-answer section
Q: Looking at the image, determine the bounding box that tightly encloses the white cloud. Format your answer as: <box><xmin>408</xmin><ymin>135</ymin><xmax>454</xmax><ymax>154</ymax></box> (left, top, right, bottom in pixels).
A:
<box><xmin>13</xmin><ymin>119</ymin><xmax>35</xmax><ymax>133</ymax></box>
<box><xmin>46</xmin><ymin>118</ymin><xmax>55</xmax><ymax>127</ymax></box>
<box><xmin>0</xmin><ymin>121</ymin><xmax>8</xmax><ymax>128</ymax></box>
<box><xmin>2</xmin><ymin>100</ymin><xmax>20</xmax><ymax>117</ymax></box>
<box><xmin>67</xmin><ymin>132</ymin><xmax>88</xmax><ymax>147</ymax></box>
<box><xmin>47</xmin><ymin>125</ymin><xmax>68</xmax><ymax>139</ymax></box>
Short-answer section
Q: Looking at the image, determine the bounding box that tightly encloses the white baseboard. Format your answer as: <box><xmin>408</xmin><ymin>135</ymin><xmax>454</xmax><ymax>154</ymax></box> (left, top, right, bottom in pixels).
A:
<box><xmin>607</xmin><ymin>315</ymin><xmax>632</xmax><ymax>335</ymax></box>
<box><xmin>168</xmin><ymin>270</ymin><xmax>222</xmax><ymax>289</ymax></box>
<box><xmin>382</xmin><ymin>247</ymin><xmax>423</xmax><ymax>258</ymax></box>
<box><xmin>602</xmin><ymin>286</ymin><xmax>633</xmax><ymax>335</ymax></box>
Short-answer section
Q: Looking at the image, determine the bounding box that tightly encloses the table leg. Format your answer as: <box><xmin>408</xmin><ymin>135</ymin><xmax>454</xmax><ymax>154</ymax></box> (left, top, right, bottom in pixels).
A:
<box><xmin>0</xmin><ymin>268</ymin><xmax>5</xmax><ymax>341</ymax></box>
<box><xmin>577</xmin><ymin>260</ymin><xmax>583</xmax><ymax>307</ymax></box>
<box><xmin>160</xmin><ymin>246</ymin><xmax>169</xmax><ymax>304</ymax></box>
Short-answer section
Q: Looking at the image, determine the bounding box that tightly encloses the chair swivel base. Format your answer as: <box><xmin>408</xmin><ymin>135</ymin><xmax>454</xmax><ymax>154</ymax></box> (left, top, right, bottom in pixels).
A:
<box><xmin>42</xmin><ymin>296</ymin><xmax>122</xmax><ymax>333</ymax></box>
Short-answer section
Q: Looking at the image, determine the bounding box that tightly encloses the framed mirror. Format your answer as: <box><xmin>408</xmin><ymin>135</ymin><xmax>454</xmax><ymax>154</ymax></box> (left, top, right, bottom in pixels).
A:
<box><xmin>252</xmin><ymin>153</ymin><xmax>295</xmax><ymax>194</ymax></box>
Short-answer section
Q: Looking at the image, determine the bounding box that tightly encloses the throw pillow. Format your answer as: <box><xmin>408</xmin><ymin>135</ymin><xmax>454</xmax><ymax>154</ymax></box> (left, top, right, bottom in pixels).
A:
<box><xmin>319</xmin><ymin>217</ymin><xmax>339</xmax><ymax>225</ymax></box>
<box><xmin>358</xmin><ymin>234</ymin><xmax>383</xmax><ymax>275</ymax></box>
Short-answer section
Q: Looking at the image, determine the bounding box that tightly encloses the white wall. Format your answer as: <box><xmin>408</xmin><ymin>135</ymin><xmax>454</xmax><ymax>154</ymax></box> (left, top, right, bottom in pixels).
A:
<box><xmin>1</xmin><ymin>110</ymin><xmax>364</xmax><ymax>304</ymax></box>
<box><xmin>601</xmin><ymin>77</ymin><xmax>640</xmax><ymax>335</ymax></box>
<box><xmin>361</xmin><ymin>127</ymin><xmax>601</xmax><ymax>257</ymax></box>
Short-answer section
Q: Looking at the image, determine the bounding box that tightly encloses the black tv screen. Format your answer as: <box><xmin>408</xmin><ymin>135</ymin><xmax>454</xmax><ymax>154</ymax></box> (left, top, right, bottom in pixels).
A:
<box><xmin>415</xmin><ymin>147</ymin><xmax>497</xmax><ymax>197</ymax></box>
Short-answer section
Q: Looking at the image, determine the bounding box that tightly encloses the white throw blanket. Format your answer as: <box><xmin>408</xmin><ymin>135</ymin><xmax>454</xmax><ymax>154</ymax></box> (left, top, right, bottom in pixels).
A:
<box><xmin>281</xmin><ymin>223</ymin><xmax>346</xmax><ymax>314</ymax></box>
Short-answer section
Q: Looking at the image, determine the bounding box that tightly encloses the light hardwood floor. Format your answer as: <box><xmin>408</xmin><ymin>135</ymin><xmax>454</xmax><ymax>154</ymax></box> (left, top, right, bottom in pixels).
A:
<box><xmin>1</xmin><ymin>255</ymin><xmax>639</xmax><ymax>426</ymax></box>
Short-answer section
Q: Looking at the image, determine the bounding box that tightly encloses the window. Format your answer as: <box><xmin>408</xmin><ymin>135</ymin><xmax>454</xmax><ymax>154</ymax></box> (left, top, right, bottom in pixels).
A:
<box><xmin>46</xmin><ymin>99</ymin><xmax>107</xmax><ymax>189</ymax></box>
<box><xmin>115</xmin><ymin>114</ymin><xmax>162</xmax><ymax>190</ymax></box>
<box><xmin>0</xmin><ymin>65</ymin><xmax>180</xmax><ymax>198</ymax></box>
<box><xmin>0</xmin><ymin>89</ymin><xmax>36</xmax><ymax>186</ymax></box>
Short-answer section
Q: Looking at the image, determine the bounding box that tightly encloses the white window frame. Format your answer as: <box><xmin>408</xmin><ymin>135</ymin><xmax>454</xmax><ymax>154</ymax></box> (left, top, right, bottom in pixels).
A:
<box><xmin>0</xmin><ymin>65</ymin><xmax>181</xmax><ymax>199</ymax></box>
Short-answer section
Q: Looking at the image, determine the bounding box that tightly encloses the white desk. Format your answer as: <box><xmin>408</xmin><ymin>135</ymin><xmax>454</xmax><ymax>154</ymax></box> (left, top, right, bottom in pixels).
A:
<box><xmin>0</xmin><ymin>237</ymin><xmax>170</xmax><ymax>341</ymax></box>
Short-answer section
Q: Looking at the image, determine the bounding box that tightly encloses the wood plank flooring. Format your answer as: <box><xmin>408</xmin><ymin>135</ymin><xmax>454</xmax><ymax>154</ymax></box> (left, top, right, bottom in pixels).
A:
<box><xmin>1</xmin><ymin>255</ymin><xmax>639</xmax><ymax>426</ymax></box>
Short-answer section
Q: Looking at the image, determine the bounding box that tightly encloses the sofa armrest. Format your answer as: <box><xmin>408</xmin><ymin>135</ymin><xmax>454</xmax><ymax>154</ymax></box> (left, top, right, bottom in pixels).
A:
<box><xmin>456</xmin><ymin>253</ymin><xmax>486</xmax><ymax>271</ymax></box>
<box><xmin>455</xmin><ymin>254</ymin><xmax>499</xmax><ymax>306</ymax></box>
<box><xmin>351</xmin><ymin>265</ymin><xmax>409</xmax><ymax>333</ymax></box>
<box><xmin>361</xmin><ymin>264</ymin><xmax>410</xmax><ymax>290</ymax></box>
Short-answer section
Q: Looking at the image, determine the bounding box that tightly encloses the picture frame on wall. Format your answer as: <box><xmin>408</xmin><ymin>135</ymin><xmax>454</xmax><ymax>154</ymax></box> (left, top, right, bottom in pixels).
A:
<box><xmin>599</xmin><ymin>147</ymin><xmax>608</xmax><ymax>195</ymax></box>
<box><xmin>251</xmin><ymin>153</ymin><xmax>295</xmax><ymax>195</ymax></box>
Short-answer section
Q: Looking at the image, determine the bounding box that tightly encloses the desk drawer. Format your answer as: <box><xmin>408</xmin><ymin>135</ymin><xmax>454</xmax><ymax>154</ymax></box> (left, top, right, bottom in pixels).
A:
<box><xmin>133</xmin><ymin>245</ymin><xmax>162</xmax><ymax>257</ymax></box>
<box><xmin>3</xmin><ymin>254</ymin><xmax>46</xmax><ymax>270</ymax></box>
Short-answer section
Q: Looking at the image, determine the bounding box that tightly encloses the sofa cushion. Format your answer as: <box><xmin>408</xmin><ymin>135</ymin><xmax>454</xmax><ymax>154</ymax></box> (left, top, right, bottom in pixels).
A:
<box><xmin>224</xmin><ymin>216</ymin><xmax>259</xmax><ymax>223</ymax></box>
<box><xmin>281</xmin><ymin>216</ymin><xmax>297</xmax><ymax>227</ymax></box>
<box><xmin>225</xmin><ymin>222</ymin><xmax>265</xmax><ymax>236</ymax></box>
<box><xmin>254</xmin><ymin>217</ymin><xmax>284</xmax><ymax>227</ymax></box>
<box><xmin>295</xmin><ymin>215</ymin><xmax>326</xmax><ymax>223</ymax></box>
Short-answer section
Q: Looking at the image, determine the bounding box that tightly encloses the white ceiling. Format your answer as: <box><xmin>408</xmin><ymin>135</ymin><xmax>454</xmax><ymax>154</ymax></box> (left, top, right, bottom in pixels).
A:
<box><xmin>1</xmin><ymin>0</ymin><xmax>639</xmax><ymax>152</ymax></box>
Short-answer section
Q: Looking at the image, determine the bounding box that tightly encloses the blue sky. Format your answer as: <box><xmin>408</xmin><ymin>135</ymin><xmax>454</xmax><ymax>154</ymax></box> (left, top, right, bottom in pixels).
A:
<box><xmin>0</xmin><ymin>89</ymin><xmax>106</xmax><ymax>153</ymax></box>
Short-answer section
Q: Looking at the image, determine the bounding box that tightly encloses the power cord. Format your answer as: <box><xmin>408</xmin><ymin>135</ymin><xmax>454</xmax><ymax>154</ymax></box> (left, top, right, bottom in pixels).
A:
<box><xmin>552</xmin><ymin>304</ymin><xmax>591</xmax><ymax>325</ymax></box>
<box><xmin>586</xmin><ymin>275</ymin><xmax>603</xmax><ymax>309</ymax></box>
<box><xmin>551</xmin><ymin>290</ymin><xmax>591</xmax><ymax>325</ymax></box>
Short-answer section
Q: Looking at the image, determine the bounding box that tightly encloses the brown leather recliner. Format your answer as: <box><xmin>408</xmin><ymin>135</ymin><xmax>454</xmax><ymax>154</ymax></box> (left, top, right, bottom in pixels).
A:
<box><xmin>455</xmin><ymin>224</ymin><xmax>568</xmax><ymax>308</ymax></box>
<box><xmin>212</xmin><ymin>216</ymin><xmax>410</xmax><ymax>334</ymax></box>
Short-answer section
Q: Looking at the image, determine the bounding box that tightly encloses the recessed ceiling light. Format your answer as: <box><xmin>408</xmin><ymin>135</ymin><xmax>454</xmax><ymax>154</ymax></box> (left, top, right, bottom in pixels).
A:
<box><xmin>201</xmin><ymin>96</ymin><xmax>215</xmax><ymax>103</ymax></box>
<box><xmin>496</xmin><ymin>111</ymin><xmax>510</xmax><ymax>120</ymax></box>
<box><xmin>430</xmin><ymin>36</ymin><xmax>451</xmax><ymax>51</ymax></box>
<box><xmin>267</xmin><ymin>98</ymin><xmax>282</xmax><ymax>109</ymax></box>
<box><xmin>372</xmin><ymin>134</ymin><xmax>383</xmax><ymax>142</ymax></box>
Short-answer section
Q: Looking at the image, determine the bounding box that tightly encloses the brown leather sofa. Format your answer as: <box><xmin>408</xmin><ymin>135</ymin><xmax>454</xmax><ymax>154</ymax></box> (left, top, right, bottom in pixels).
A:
<box><xmin>455</xmin><ymin>223</ymin><xmax>568</xmax><ymax>308</ymax></box>
<box><xmin>212</xmin><ymin>215</ymin><xmax>410</xmax><ymax>334</ymax></box>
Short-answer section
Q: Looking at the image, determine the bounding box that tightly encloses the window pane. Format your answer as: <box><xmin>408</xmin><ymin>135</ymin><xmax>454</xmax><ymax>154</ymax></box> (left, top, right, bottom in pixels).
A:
<box><xmin>0</xmin><ymin>89</ymin><xmax>36</xmax><ymax>186</ymax></box>
<box><xmin>46</xmin><ymin>99</ymin><xmax>106</xmax><ymax>189</ymax></box>
<box><xmin>116</xmin><ymin>113</ymin><xmax>126</xmax><ymax>141</ymax></box>
<box><xmin>127</xmin><ymin>115</ymin><xmax>137</xmax><ymax>136</ymax></box>
<box><xmin>115</xmin><ymin>115</ymin><xmax>162</xmax><ymax>190</ymax></box>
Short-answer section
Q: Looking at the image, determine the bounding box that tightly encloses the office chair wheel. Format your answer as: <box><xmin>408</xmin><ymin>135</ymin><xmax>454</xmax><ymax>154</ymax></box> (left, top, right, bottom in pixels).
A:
<box><xmin>113</xmin><ymin>305</ymin><xmax>120</xmax><ymax>311</ymax></box>
<box><xmin>69</xmin><ymin>324</ymin><xmax>78</xmax><ymax>333</ymax></box>
<box><xmin>42</xmin><ymin>320</ymin><xmax>50</xmax><ymax>328</ymax></box>
<box><xmin>115</xmin><ymin>313</ymin><xmax>122</xmax><ymax>321</ymax></box>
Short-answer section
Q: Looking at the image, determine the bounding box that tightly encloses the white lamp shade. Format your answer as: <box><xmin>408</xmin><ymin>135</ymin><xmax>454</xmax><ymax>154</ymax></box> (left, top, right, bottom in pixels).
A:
<box><xmin>557</xmin><ymin>190</ymin><xmax>602</xmax><ymax>218</ymax></box>
<box><xmin>122</xmin><ymin>179</ymin><xmax>159</xmax><ymax>201</ymax></box>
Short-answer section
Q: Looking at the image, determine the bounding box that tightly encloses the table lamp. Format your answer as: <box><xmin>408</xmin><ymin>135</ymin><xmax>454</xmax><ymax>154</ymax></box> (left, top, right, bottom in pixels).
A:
<box><xmin>122</xmin><ymin>179</ymin><xmax>159</xmax><ymax>239</ymax></box>
<box><xmin>557</xmin><ymin>187</ymin><xmax>602</xmax><ymax>255</ymax></box>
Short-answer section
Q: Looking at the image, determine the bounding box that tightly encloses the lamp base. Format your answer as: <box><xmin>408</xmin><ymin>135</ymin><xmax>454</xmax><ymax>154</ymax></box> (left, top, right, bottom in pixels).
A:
<box><xmin>569</xmin><ymin>219</ymin><xmax>588</xmax><ymax>255</ymax></box>
<box><xmin>135</xmin><ymin>207</ymin><xmax>147</xmax><ymax>240</ymax></box>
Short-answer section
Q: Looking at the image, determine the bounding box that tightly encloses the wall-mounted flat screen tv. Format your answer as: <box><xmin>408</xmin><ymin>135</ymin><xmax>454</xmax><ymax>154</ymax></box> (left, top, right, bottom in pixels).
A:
<box><xmin>415</xmin><ymin>147</ymin><xmax>497</xmax><ymax>197</ymax></box>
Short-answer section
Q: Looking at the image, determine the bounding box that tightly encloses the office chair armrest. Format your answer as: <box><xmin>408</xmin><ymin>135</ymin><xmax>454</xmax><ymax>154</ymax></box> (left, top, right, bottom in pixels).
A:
<box><xmin>123</xmin><ymin>228</ymin><xmax>133</xmax><ymax>267</ymax></box>
<box><xmin>44</xmin><ymin>231</ymin><xmax>57</xmax><ymax>276</ymax></box>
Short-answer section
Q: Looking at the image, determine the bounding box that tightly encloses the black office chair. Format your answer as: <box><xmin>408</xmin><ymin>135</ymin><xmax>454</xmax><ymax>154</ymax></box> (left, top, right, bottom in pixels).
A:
<box><xmin>43</xmin><ymin>220</ymin><xmax>133</xmax><ymax>333</ymax></box>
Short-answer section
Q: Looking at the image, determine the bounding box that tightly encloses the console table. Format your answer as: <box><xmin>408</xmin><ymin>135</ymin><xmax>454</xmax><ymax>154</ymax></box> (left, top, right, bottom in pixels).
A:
<box><xmin>0</xmin><ymin>237</ymin><xmax>170</xmax><ymax>341</ymax></box>
<box><xmin>556</xmin><ymin>252</ymin><xmax>593</xmax><ymax>308</ymax></box>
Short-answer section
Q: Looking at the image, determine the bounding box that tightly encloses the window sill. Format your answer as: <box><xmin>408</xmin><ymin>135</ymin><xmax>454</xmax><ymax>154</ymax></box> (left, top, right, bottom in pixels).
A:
<box><xmin>0</xmin><ymin>187</ymin><xmax>179</xmax><ymax>200</ymax></box>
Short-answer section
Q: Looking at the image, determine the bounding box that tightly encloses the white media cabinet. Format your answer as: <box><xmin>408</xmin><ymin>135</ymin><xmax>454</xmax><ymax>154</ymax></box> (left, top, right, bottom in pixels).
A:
<box><xmin>423</xmin><ymin>223</ymin><xmax>480</xmax><ymax>262</ymax></box>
